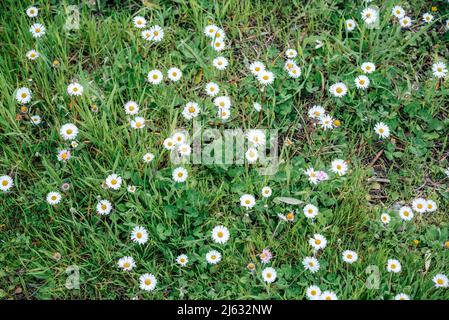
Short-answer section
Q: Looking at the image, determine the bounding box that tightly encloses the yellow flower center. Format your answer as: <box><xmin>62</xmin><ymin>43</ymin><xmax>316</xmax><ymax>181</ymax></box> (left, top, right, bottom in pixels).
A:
<box><xmin>336</xmin><ymin>87</ymin><xmax>343</xmax><ymax>94</ymax></box>
<box><xmin>263</xmin><ymin>75</ymin><xmax>269</xmax><ymax>80</ymax></box>
<box><xmin>189</xmin><ymin>106</ymin><xmax>195</xmax><ymax>113</ymax></box>
<box><xmin>145</xmin><ymin>279</ymin><xmax>152</xmax><ymax>285</ymax></box>
<box><xmin>21</xmin><ymin>93</ymin><xmax>27</xmax><ymax>98</ymax></box>
<box><xmin>35</xmin><ymin>28</ymin><xmax>41</xmax><ymax>33</ymax></box>
<box><xmin>66</xmin><ymin>129</ymin><xmax>73</xmax><ymax>135</ymax></box>
<box><xmin>437</xmin><ymin>279</ymin><xmax>443</xmax><ymax>285</ymax></box>
<box><xmin>417</xmin><ymin>204</ymin><xmax>423</xmax><ymax>209</ymax></box>
<box><xmin>101</xmin><ymin>204</ymin><xmax>107</xmax><ymax>210</ymax></box>
<box><xmin>245</xmin><ymin>199</ymin><xmax>250</xmax><ymax>204</ymax></box>
<box><xmin>2</xmin><ymin>180</ymin><xmax>8</xmax><ymax>186</ymax></box>
<box><xmin>136</xmin><ymin>232</ymin><xmax>142</xmax><ymax>239</ymax></box>
<box><xmin>123</xmin><ymin>262</ymin><xmax>130</xmax><ymax>268</ymax></box>
<box><xmin>315</xmin><ymin>239</ymin><xmax>321</xmax><ymax>245</ymax></box>
<box><xmin>217</xmin><ymin>231</ymin><xmax>223</xmax><ymax>238</ymax></box>
<box><xmin>266</xmin><ymin>273</ymin><xmax>272</xmax><ymax>278</ymax></box>
<box><xmin>51</xmin><ymin>195</ymin><xmax>57</xmax><ymax>201</ymax></box>
<box><xmin>153</xmin><ymin>74</ymin><xmax>158</xmax><ymax>80</ymax></box>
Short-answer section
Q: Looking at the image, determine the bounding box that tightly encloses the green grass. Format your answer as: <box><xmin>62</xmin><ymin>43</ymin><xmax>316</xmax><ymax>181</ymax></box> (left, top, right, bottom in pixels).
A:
<box><xmin>1</xmin><ymin>0</ymin><xmax>449</xmax><ymax>300</ymax></box>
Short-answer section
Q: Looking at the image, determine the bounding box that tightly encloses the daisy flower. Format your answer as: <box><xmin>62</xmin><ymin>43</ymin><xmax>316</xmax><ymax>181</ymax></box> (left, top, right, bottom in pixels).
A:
<box><xmin>148</xmin><ymin>70</ymin><xmax>163</xmax><ymax>84</ymax></box>
<box><xmin>387</xmin><ymin>259</ymin><xmax>402</xmax><ymax>273</ymax></box>
<box><xmin>304</xmin><ymin>168</ymin><xmax>319</xmax><ymax>185</ymax></box>
<box><xmin>331</xmin><ymin>159</ymin><xmax>348</xmax><ymax>176</ymax></box>
<box><xmin>127</xmin><ymin>185</ymin><xmax>137</xmax><ymax>193</ymax></box>
<box><xmin>303</xmin><ymin>204</ymin><xmax>319</xmax><ymax>219</ymax></box>
<box><xmin>96</xmin><ymin>200</ymin><xmax>112</xmax><ymax>215</ymax></box>
<box><xmin>131</xmin><ymin>226</ymin><xmax>148</xmax><ymax>245</ymax></box>
<box><xmin>361</xmin><ymin>62</ymin><xmax>376</xmax><ymax>74</ymax></box>
<box><xmin>213</xmin><ymin>56</ymin><xmax>228</xmax><ymax>70</ymax></box>
<box><xmin>205</xmin><ymin>82</ymin><xmax>220</xmax><ymax>96</ymax></box>
<box><xmin>172</xmin><ymin>132</ymin><xmax>186</xmax><ymax>145</ymax></box>
<box><xmin>399</xmin><ymin>16</ymin><xmax>412</xmax><ymax>28</ymax></box>
<box><xmin>139</xmin><ymin>273</ymin><xmax>157</xmax><ymax>291</ymax></box>
<box><xmin>398</xmin><ymin>206</ymin><xmax>414</xmax><ymax>221</ymax></box>
<box><xmin>284</xmin><ymin>59</ymin><xmax>296</xmax><ymax>71</ymax></box>
<box><xmin>308</xmin><ymin>105</ymin><xmax>325</xmax><ymax>119</ymax></box>
<box><xmin>163</xmin><ymin>137</ymin><xmax>176</xmax><ymax>150</ymax></box>
<box><xmin>361</xmin><ymin>7</ymin><xmax>378</xmax><ymax>25</ymax></box>
<box><xmin>426</xmin><ymin>200</ymin><xmax>437</xmax><ymax>212</ymax></box>
<box><xmin>342</xmin><ymin>250</ymin><xmax>358</xmax><ymax>263</ymax></box>
<box><xmin>182</xmin><ymin>102</ymin><xmax>200</xmax><ymax>120</ymax></box>
<box><xmin>133</xmin><ymin>16</ymin><xmax>146</xmax><ymax>28</ymax></box>
<box><xmin>249</xmin><ymin>61</ymin><xmax>265</xmax><ymax>76</ymax></box>
<box><xmin>212</xmin><ymin>225</ymin><xmax>230</xmax><ymax>244</ymax></box>
<box><xmin>246</xmin><ymin>129</ymin><xmax>266</xmax><ymax>147</ymax></box>
<box><xmin>141</xmin><ymin>29</ymin><xmax>152</xmax><ymax>40</ymax></box>
<box><xmin>355</xmin><ymin>75</ymin><xmax>370</xmax><ymax>89</ymax></box>
<box><xmin>0</xmin><ymin>175</ymin><xmax>13</xmax><ymax>192</ymax></box>
<box><xmin>240</xmin><ymin>194</ymin><xmax>256</xmax><ymax>209</ymax></box>
<box><xmin>67</xmin><ymin>82</ymin><xmax>84</xmax><ymax>96</ymax></box>
<box><xmin>206</xmin><ymin>250</ymin><xmax>221</xmax><ymax>264</ymax></box>
<box><xmin>46</xmin><ymin>192</ymin><xmax>62</xmax><ymax>205</ymax></box>
<box><xmin>26</xmin><ymin>6</ymin><xmax>39</xmax><ymax>18</ymax></box>
<box><xmin>213</xmin><ymin>96</ymin><xmax>231</xmax><ymax>109</ymax></box>
<box><xmin>71</xmin><ymin>141</ymin><xmax>78</xmax><ymax>148</ymax></box>
<box><xmin>319</xmin><ymin>114</ymin><xmax>334</xmax><ymax>130</ymax></box>
<box><xmin>329</xmin><ymin>82</ymin><xmax>348</xmax><ymax>97</ymax></box>
<box><xmin>309</xmin><ymin>234</ymin><xmax>327</xmax><ymax>251</ymax></box>
<box><xmin>60</xmin><ymin>123</ymin><xmax>79</xmax><ymax>140</ymax></box>
<box><xmin>30</xmin><ymin>115</ymin><xmax>41</xmax><ymax>125</ymax></box>
<box><xmin>288</xmin><ymin>66</ymin><xmax>301</xmax><ymax>78</ymax></box>
<box><xmin>57</xmin><ymin>149</ymin><xmax>71</xmax><ymax>162</ymax></box>
<box><xmin>124</xmin><ymin>101</ymin><xmax>139</xmax><ymax>115</ymax></box>
<box><xmin>303</xmin><ymin>256</ymin><xmax>320</xmax><ymax>273</ymax></box>
<box><xmin>257</xmin><ymin>70</ymin><xmax>275</xmax><ymax>85</ymax></box>
<box><xmin>321</xmin><ymin>291</ymin><xmax>338</xmax><ymax>300</ymax></box>
<box><xmin>29</xmin><ymin>23</ymin><xmax>45</xmax><ymax>38</ymax></box>
<box><xmin>105</xmin><ymin>173</ymin><xmax>122</xmax><ymax>190</ymax></box>
<box><xmin>245</xmin><ymin>148</ymin><xmax>259</xmax><ymax>163</ymax></box>
<box><xmin>394</xmin><ymin>293</ymin><xmax>411</xmax><ymax>300</ymax></box>
<box><xmin>306</xmin><ymin>285</ymin><xmax>321</xmax><ymax>300</ymax></box>
<box><xmin>412</xmin><ymin>198</ymin><xmax>427</xmax><ymax>213</ymax></box>
<box><xmin>262</xmin><ymin>267</ymin><xmax>277</xmax><ymax>283</ymax></box>
<box><xmin>259</xmin><ymin>249</ymin><xmax>273</xmax><ymax>264</ymax></box>
<box><xmin>172</xmin><ymin>167</ymin><xmax>188</xmax><ymax>183</ymax></box>
<box><xmin>176</xmin><ymin>254</ymin><xmax>188</xmax><ymax>267</ymax></box>
<box><xmin>432</xmin><ymin>62</ymin><xmax>447</xmax><ymax>79</ymax></box>
<box><xmin>285</xmin><ymin>49</ymin><xmax>297</xmax><ymax>59</ymax></box>
<box><xmin>217</xmin><ymin>108</ymin><xmax>231</xmax><ymax>121</ymax></box>
<box><xmin>130</xmin><ymin>116</ymin><xmax>146</xmax><ymax>129</ymax></box>
<box><xmin>433</xmin><ymin>274</ymin><xmax>448</xmax><ymax>288</ymax></box>
<box><xmin>26</xmin><ymin>50</ymin><xmax>40</xmax><ymax>61</ymax></box>
<box><xmin>423</xmin><ymin>13</ymin><xmax>433</xmax><ymax>23</ymax></box>
<box><xmin>204</xmin><ymin>24</ymin><xmax>219</xmax><ymax>37</ymax></box>
<box><xmin>391</xmin><ymin>6</ymin><xmax>405</xmax><ymax>19</ymax></box>
<box><xmin>16</xmin><ymin>87</ymin><xmax>32</xmax><ymax>104</ymax></box>
<box><xmin>374</xmin><ymin>122</ymin><xmax>390</xmax><ymax>139</ymax></box>
<box><xmin>149</xmin><ymin>25</ymin><xmax>164</xmax><ymax>41</ymax></box>
<box><xmin>178</xmin><ymin>144</ymin><xmax>191</xmax><ymax>157</ymax></box>
<box><xmin>261</xmin><ymin>186</ymin><xmax>272</xmax><ymax>198</ymax></box>
<box><xmin>142</xmin><ymin>152</ymin><xmax>155</xmax><ymax>163</ymax></box>
<box><xmin>118</xmin><ymin>256</ymin><xmax>136</xmax><ymax>271</ymax></box>
<box><xmin>345</xmin><ymin>19</ymin><xmax>357</xmax><ymax>31</ymax></box>
<box><xmin>380</xmin><ymin>213</ymin><xmax>391</xmax><ymax>224</ymax></box>
<box><xmin>167</xmin><ymin>67</ymin><xmax>182</xmax><ymax>82</ymax></box>
<box><xmin>253</xmin><ymin>102</ymin><xmax>262</xmax><ymax>112</ymax></box>
<box><xmin>211</xmin><ymin>39</ymin><xmax>225</xmax><ymax>51</ymax></box>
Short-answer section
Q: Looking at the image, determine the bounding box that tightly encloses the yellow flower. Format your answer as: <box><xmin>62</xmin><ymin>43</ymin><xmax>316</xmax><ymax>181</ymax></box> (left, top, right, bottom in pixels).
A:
<box><xmin>413</xmin><ymin>239</ymin><xmax>420</xmax><ymax>246</ymax></box>
<box><xmin>333</xmin><ymin>119</ymin><xmax>341</xmax><ymax>127</ymax></box>
<box><xmin>444</xmin><ymin>241</ymin><xmax>449</xmax><ymax>249</ymax></box>
<box><xmin>431</xmin><ymin>6</ymin><xmax>438</xmax><ymax>12</ymax></box>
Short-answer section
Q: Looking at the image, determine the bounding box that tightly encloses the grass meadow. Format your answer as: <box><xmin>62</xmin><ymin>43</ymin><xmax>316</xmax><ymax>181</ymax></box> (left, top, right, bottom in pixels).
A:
<box><xmin>0</xmin><ymin>0</ymin><xmax>449</xmax><ymax>300</ymax></box>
